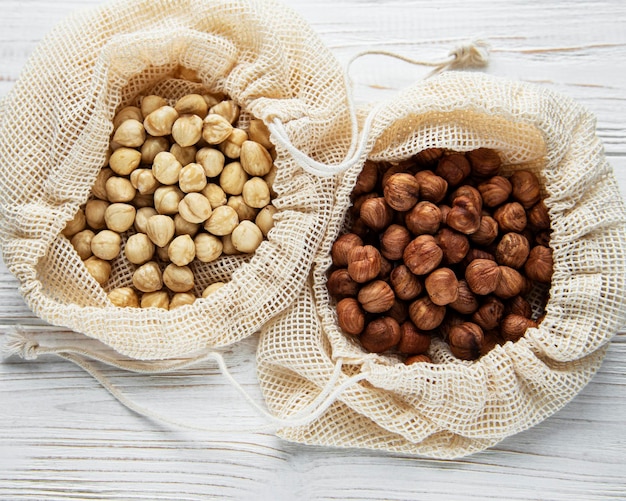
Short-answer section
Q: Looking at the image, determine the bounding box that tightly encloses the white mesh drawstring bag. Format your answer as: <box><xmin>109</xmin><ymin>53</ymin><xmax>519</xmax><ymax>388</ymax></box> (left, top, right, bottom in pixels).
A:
<box><xmin>256</xmin><ymin>71</ymin><xmax>626</xmax><ymax>458</ymax></box>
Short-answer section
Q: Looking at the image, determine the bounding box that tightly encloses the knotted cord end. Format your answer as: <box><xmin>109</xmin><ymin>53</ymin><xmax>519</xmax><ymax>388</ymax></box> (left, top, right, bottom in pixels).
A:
<box><xmin>447</xmin><ymin>39</ymin><xmax>491</xmax><ymax>71</ymax></box>
<box><xmin>1</xmin><ymin>328</ymin><xmax>40</xmax><ymax>360</ymax></box>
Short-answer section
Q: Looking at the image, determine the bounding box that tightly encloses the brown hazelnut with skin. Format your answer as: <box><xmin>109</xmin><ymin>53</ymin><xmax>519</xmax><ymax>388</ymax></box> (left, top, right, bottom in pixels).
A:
<box><xmin>496</xmin><ymin>232</ymin><xmax>530</xmax><ymax>269</ymax></box>
<box><xmin>448</xmin><ymin>322</ymin><xmax>484</xmax><ymax>360</ymax></box>
<box><xmin>352</xmin><ymin>161</ymin><xmax>378</xmax><ymax>196</ymax></box>
<box><xmin>478</xmin><ymin>176</ymin><xmax>512</xmax><ymax>207</ymax></box>
<box><xmin>405</xmin><ymin>201</ymin><xmax>441</xmax><ymax>235</ymax></box>
<box><xmin>389</xmin><ymin>265</ymin><xmax>423</xmax><ymax>301</ymax></box>
<box><xmin>435</xmin><ymin>228</ymin><xmax>470</xmax><ymax>265</ymax></box>
<box><xmin>336</xmin><ymin>298</ymin><xmax>366</xmax><ymax>336</ymax></box>
<box><xmin>327</xmin><ymin>269</ymin><xmax>360</xmax><ymax>297</ymax></box>
<box><xmin>465</xmin><ymin>259</ymin><xmax>501</xmax><ymax>295</ymax></box>
<box><xmin>449</xmin><ymin>279</ymin><xmax>479</xmax><ymax>315</ymax></box>
<box><xmin>351</xmin><ymin>192</ymin><xmax>379</xmax><ymax>218</ymax></box>
<box><xmin>435</xmin><ymin>154</ymin><xmax>471</xmax><ymax>186</ymax></box>
<box><xmin>494</xmin><ymin>202</ymin><xmax>527</xmax><ymax>233</ymax></box>
<box><xmin>408</xmin><ymin>296</ymin><xmax>446</xmax><ymax>331</ymax></box>
<box><xmin>360</xmin><ymin>197</ymin><xmax>393</xmax><ymax>232</ymax></box>
<box><xmin>398</xmin><ymin>321</ymin><xmax>431</xmax><ymax>355</ymax></box>
<box><xmin>506</xmin><ymin>295</ymin><xmax>533</xmax><ymax>318</ymax></box>
<box><xmin>331</xmin><ymin>233</ymin><xmax>363</xmax><ymax>267</ymax></box>
<box><xmin>425</xmin><ymin>267</ymin><xmax>459</xmax><ymax>306</ymax></box>
<box><xmin>525</xmin><ymin>245</ymin><xmax>553</xmax><ymax>283</ymax></box>
<box><xmin>472</xmin><ymin>296</ymin><xmax>505</xmax><ymax>330</ymax></box>
<box><xmin>347</xmin><ymin>245</ymin><xmax>381</xmax><ymax>283</ymax></box>
<box><xmin>380</xmin><ymin>164</ymin><xmax>406</xmax><ymax>189</ymax></box>
<box><xmin>387</xmin><ymin>299</ymin><xmax>409</xmax><ymax>324</ymax></box>
<box><xmin>383</xmin><ymin>173</ymin><xmax>420</xmax><ymax>211</ymax></box>
<box><xmin>447</xmin><ymin>196</ymin><xmax>482</xmax><ymax>235</ymax></box>
<box><xmin>358</xmin><ymin>280</ymin><xmax>395</xmax><ymax>313</ymax></box>
<box><xmin>462</xmin><ymin>248</ymin><xmax>496</xmax><ymax>266</ymax></box>
<box><xmin>481</xmin><ymin>330</ymin><xmax>503</xmax><ymax>356</ymax></box>
<box><xmin>403</xmin><ymin>235</ymin><xmax>443</xmax><ymax>276</ymax></box>
<box><xmin>451</xmin><ymin>185</ymin><xmax>483</xmax><ymax>211</ymax></box>
<box><xmin>380</xmin><ymin>224</ymin><xmax>411</xmax><ymax>261</ymax></box>
<box><xmin>470</xmin><ymin>216</ymin><xmax>499</xmax><ymax>246</ymax></box>
<box><xmin>510</xmin><ymin>170</ymin><xmax>541</xmax><ymax>209</ymax></box>
<box><xmin>467</xmin><ymin>148</ymin><xmax>501</xmax><ymax>177</ymax></box>
<box><xmin>414</xmin><ymin>148</ymin><xmax>443</xmax><ymax>168</ymax></box>
<box><xmin>360</xmin><ymin>317</ymin><xmax>402</xmax><ymax>353</ymax></box>
<box><xmin>414</xmin><ymin>170</ymin><xmax>448</xmax><ymax>203</ymax></box>
<box><xmin>405</xmin><ymin>354</ymin><xmax>433</xmax><ymax>365</ymax></box>
<box><xmin>535</xmin><ymin>230</ymin><xmax>552</xmax><ymax>247</ymax></box>
<box><xmin>501</xmin><ymin>314</ymin><xmax>538</xmax><ymax>342</ymax></box>
<box><xmin>378</xmin><ymin>255</ymin><xmax>393</xmax><ymax>281</ymax></box>
<box><xmin>437</xmin><ymin>311</ymin><xmax>464</xmax><ymax>342</ymax></box>
<box><xmin>527</xmin><ymin>201</ymin><xmax>550</xmax><ymax>231</ymax></box>
<box><xmin>494</xmin><ymin>266</ymin><xmax>525</xmax><ymax>299</ymax></box>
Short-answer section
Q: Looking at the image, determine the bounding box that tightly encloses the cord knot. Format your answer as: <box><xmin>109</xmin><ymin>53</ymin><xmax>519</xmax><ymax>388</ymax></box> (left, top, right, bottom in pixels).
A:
<box><xmin>448</xmin><ymin>39</ymin><xmax>490</xmax><ymax>70</ymax></box>
<box><xmin>2</xmin><ymin>328</ymin><xmax>40</xmax><ymax>360</ymax></box>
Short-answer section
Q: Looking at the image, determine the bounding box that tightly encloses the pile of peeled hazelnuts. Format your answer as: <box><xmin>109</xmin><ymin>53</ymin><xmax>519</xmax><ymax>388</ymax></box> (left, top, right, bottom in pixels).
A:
<box><xmin>327</xmin><ymin>148</ymin><xmax>553</xmax><ymax>363</ymax></box>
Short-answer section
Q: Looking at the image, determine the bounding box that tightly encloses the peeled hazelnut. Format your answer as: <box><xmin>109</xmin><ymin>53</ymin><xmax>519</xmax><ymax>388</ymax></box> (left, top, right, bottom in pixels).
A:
<box><xmin>527</xmin><ymin>201</ymin><xmax>550</xmax><ymax>231</ymax></box>
<box><xmin>449</xmin><ymin>322</ymin><xmax>484</xmax><ymax>360</ymax></box>
<box><xmin>352</xmin><ymin>161</ymin><xmax>378</xmax><ymax>196</ymax></box>
<box><xmin>125</xmin><ymin>233</ymin><xmax>155</xmax><ymax>265</ymax></box>
<box><xmin>242</xmin><ymin>177</ymin><xmax>271</xmax><ymax>208</ymax></box>
<box><xmin>175</xmin><ymin>94</ymin><xmax>208</xmax><ymax>117</ymax></box>
<box><xmin>221</xmin><ymin>234</ymin><xmax>240</xmax><ymax>255</ymax></box>
<box><xmin>510</xmin><ymin>170</ymin><xmax>541</xmax><ymax>209</ymax></box>
<box><xmin>113</xmin><ymin>106</ymin><xmax>143</xmax><ymax>129</ymax></box>
<box><xmin>178</xmin><ymin>193</ymin><xmax>212</xmax><ymax>224</ymax></box>
<box><xmin>405</xmin><ymin>354</ymin><xmax>433</xmax><ymax>365</ymax></box>
<box><xmin>112</xmin><ymin>119</ymin><xmax>145</xmax><ymax>148</ymax></box>
<box><xmin>389</xmin><ymin>264</ymin><xmax>422</xmax><ymax>301</ymax></box>
<box><xmin>494</xmin><ymin>202</ymin><xmax>527</xmax><ymax>233</ymax></box>
<box><xmin>472</xmin><ymin>296</ymin><xmax>504</xmax><ymax>330</ymax></box>
<box><xmin>403</xmin><ymin>235</ymin><xmax>443</xmax><ymax>276</ymax></box>
<box><xmin>425</xmin><ymin>267</ymin><xmax>459</xmax><ymax>306</ymax></box>
<box><xmin>501</xmin><ymin>314</ymin><xmax>538</xmax><ymax>342</ymax></box>
<box><xmin>240</xmin><ymin>141</ymin><xmax>273</xmax><ymax>177</ymax></box>
<box><xmin>358</xmin><ymin>280</ymin><xmax>395</xmax><ymax>313</ymax></box>
<box><xmin>360</xmin><ymin>317</ymin><xmax>402</xmax><ymax>353</ymax></box>
<box><xmin>201</xmin><ymin>92</ymin><xmax>223</xmax><ymax>108</ymax></box>
<box><xmin>108</xmin><ymin>287</ymin><xmax>139</xmax><ymax>308</ymax></box>
<box><xmin>91</xmin><ymin>230</ymin><xmax>121</xmax><ymax>260</ymax></box>
<box><xmin>84</xmin><ymin>256</ymin><xmax>111</xmax><ymax>285</ymax></box>
<box><xmin>172</xmin><ymin>114</ymin><xmax>203</xmax><ymax>148</ymax></box>
<box><xmin>405</xmin><ymin>201</ymin><xmax>441</xmax><ymax>235</ymax></box>
<box><xmin>467</xmin><ymin>148</ymin><xmax>501</xmax><ymax>177</ymax></box>
<box><xmin>85</xmin><ymin>200</ymin><xmax>109</xmax><ymax>230</ymax></box>
<box><xmin>435</xmin><ymin>154</ymin><xmax>470</xmax><ymax>186</ymax></box>
<box><xmin>525</xmin><ymin>245</ymin><xmax>553</xmax><ymax>283</ymax></box>
<box><xmin>360</xmin><ymin>197</ymin><xmax>393</xmax><ymax>232</ymax></box>
<box><xmin>168</xmin><ymin>234</ymin><xmax>196</xmax><ymax>266</ymax></box>
<box><xmin>247</xmin><ymin>119</ymin><xmax>273</xmax><ymax>150</ymax></box>
<box><xmin>131</xmin><ymin>261</ymin><xmax>162</xmax><ymax>293</ymax></box>
<box><xmin>478</xmin><ymin>176</ymin><xmax>512</xmax><ymax>208</ymax></box>
<box><xmin>202</xmin><ymin>282</ymin><xmax>227</xmax><ymax>298</ymax></box>
<box><xmin>414</xmin><ymin>170</ymin><xmax>448</xmax><ymax>203</ymax></box>
<box><xmin>174</xmin><ymin>214</ymin><xmax>200</xmax><ymax>237</ymax></box>
<box><xmin>465</xmin><ymin>259</ymin><xmax>501</xmax><ymax>295</ymax></box>
<box><xmin>210</xmin><ymin>100</ymin><xmax>240</xmax><ymax>125</ymax></box>
<box><xmin>169</xmin><ymin>292</ymin><xmax>196</xmax><ymax>309</ymax></box>
<box><xmin>256</xmin><ymin>205</ymin><xmax>277</xmax><ymax>236</ymax></box>
<box><xmin>153</xmin><ymin>185</ymin><xmax>184</xmax><ymax>215</ymax></box>
<box><xmin>220</xmin><ymin>161</ymin><xmax>248</xmax><ymax>195</ymax></box>
<box><xmin>202</xmin><ymin>183</ymin><xmax>228</xmax><ymax>209</ymax></box>
<box><xmin>336</xmin><ymin>297</ymin><xmax>365</xmax><ymax>336</ymax></box>
<box><xmin>264</xmin><ymin>164</ymin><xmax>278</xmax><ymax>198</ymax></box>
<box><xmin>507</xmin><ymin>295</ymin><xmax>533</xmax><ymax>318</ymax></box>
<box><xmin>144</xmin><ymin>106</ymin><xmax>178</xmax><ymax>136</ymax></box>
<box><xmin>435</xmin><ymin>228</ymin><xmax>470</xmax><ymax>265</ymax></box>
<box><xmin>109</xmin><ymin>147</ymin><xmax>142</xmax><ymax>175</ymax></box>
<box><xmin>449</xmin><ymin>279</ymin><xmax>479</xmax><ymax>315</ymax></box>
<box><xmin>327</xmin><ymin>269</ymin><xmax>359</xmax><ymax>297</ymax></box>
<box><xmin>196</xmin><ymin>148</ymin><xmax>226</xmax><ymax>178</ymax></box>
<box><xmin>152</xmin><ymin>152</ymin><xmax>182</xmax><ymax>185</ymax></box>
<box><xmin>227</xmin><ymin>196</ymin><xmax>257</xmax><ymax>222</ymax></box>
<box><xmin>231</xmin><ymin>220</ymin><xmax>263</xmax><ymax>253</ymax></box>
<box><xmin>494</xmin><ymin>266</ymin><xmax>525</xmax><ymax>299</ymax></box>
<box><xmin>105</xmin><ymin>177</ymin><xmax>136</xmax><ymax>203</ymax></box>
<box><xmin>496</xmin><ymin>232</ymin><xmax>530</xmax><ymax>269</ymax></box>
<box><xmin>219</xmin><ymin>128</ymin><xmax>248</xmax><ymax>159</ymax></box>
<box><xmin>71</xmin><ymin>229</ymin><xmax>95</xmax><ymax>260</ymax></box>
<box><xmin>140</xmin><ymin>96</ymin><xmax>168</xmax><ymax>118</ymax></box>
<box><xmin>398</xmin><ymin>321</ymin><xmax>430</xmax><ymax>355</ymax></box>
<box><xmin>194</xmin><ymin>233</ymin><xmax>223</xmax><ymax>262</ymax></box>
<box><xmin>146</xmin><ymin>214</ymin><xmax>175</xmax><ymax>247</ymax></box>
<box><xmin>104</xmin><ymin>203</ymin><xmax>136</xmax><ymax>233</ymax></box>
<box><xmin>92</xmin><ymin>168</ymin><xmax>114</xmax><ymax>201</ymax></box>
<box><xmin>170</xmin><ymin>144</ymin><xmax>197</xmax><ymax>167</ymax></box>
<box><xmin>134</xmin><ymin>207</ymin><xmax>158</xmax><ymax>233</ymax></box>
<box><xmin>202</xmin><ymin>114</ymin><xmax>233</xmax><ymax>145</ymax></box>
<box><xmin>204</xmin><ymin>205</ymin><xmax>239</xmax><ymax>236</ymax></box>
<box><xmin>156</xmin><ymin>243</ymin><xmax>170</xmax><ymax>262</ymax></box>
<box><xmin>470</xmin><ymin>216</ymin><xmax>499</xmax><ymax>246</ymax></box>
<box><xmin>178</xmin><ymin>163</ymin><xmax>207</xmax><ymax>193</ymax></box>
<box><xmin>380</xmin><ymin>224</ymin><xmax>411</xmax><ymax>261</ymax></box>
<box><xmin>331</xmin><ymin>233</ymin><xmax>364</xmax><ymax>267</ymax></box>
<box><xmin>447</xmin><ymin>196</ymin><xmax>481</xmax><ymax>235</ymax></box>
<box><xmin>130</xmin><ymin>169</ymin><xmax>159</xmax><ymax>195</ymax></box>
<box><xmin>163</xmin><ymin>264</ymin><xmax>194</xmax><ymax>293</ymax></box>
<box><xmin>347</xmin><ymin>245</ymin><xmax>381</xmax><ymax>283</ymax></box>
<box><xmin>141</xmin><ymin>290</ymin><xmax>170</xmax><ymax>309</ymax></box>
<box><xmin>383</xmin><ymin>173</ymin><xmax>420</xmax><ymax>211</ymax></box>
<box><xmin>408</xmin><ymin>296</ymin><xmax>446</xmax><ymax>331</ymax></box>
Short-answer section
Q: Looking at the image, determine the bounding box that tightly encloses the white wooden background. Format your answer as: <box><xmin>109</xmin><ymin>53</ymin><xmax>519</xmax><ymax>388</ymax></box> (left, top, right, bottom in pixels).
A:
<box><xmin>1</xmin><ymin>0</ymin><xmax>626</xmax><ymax>499</ymax></box>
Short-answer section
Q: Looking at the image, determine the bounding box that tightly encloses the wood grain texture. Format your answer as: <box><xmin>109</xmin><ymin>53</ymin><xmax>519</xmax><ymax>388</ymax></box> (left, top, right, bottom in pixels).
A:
<box><xmin>1</xmin><ymin>0</ymin><xmax>625</xmax><ymax>499</ymax></box>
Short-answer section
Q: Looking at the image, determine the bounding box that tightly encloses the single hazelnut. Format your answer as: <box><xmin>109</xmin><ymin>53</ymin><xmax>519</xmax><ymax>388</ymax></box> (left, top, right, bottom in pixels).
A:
<box><xmin>134</xmin><ymin>207</ymin><xmax>158</xmax><ymax>233</ymax></box>
<box><xmin>163</xmin><ymin>264</ymin><xmax>194</xmax><ymax>293</ymax></box>
<box><xmin>196</xmin><ymin>147</ymin><xmax>226</xmax><ymax>178</ymax></box>
<box><xmin>414</xmin><ymin>148</ymin><xmax>444</xmax><ymax>167</ymax></box>
<box><xmin>494</xmin><ymin>266</ymin><xmax>525</xmax><ymax>299</ymax></box>
<box><xmin>130</xmin><ymin>169</ymin><xmax>159</xmax><ymax>195</ymax></box>
<box><xmin>124</xmin><ymin>233</ymin><xmax>155</xmax><ymax>265</ymax></box>
<box><xmin>71</xmin><ymin>229</ymin><xmax>95</xmax><ymax>260</ymax></box>
<box><xmin>90</xmin><ymin>230</ymin><xmax>121</xmax><ymax>260</ymax></box>
<box><xmin>466</xmin><ymin>148</ymin><xmax>501</xmax><ymax>177</ymax></box>
<box><xmin>210</xmin><ymin>100</ymin><xmax>240</xmax><ymax>124</ymax></box>
<box><xmin>506</xmin><ymin>295</ymin><xmax>533</xmax><ymax>318</ymax></box>
<box><xmin>170</xmin><ymin>144</ymin><xmax>198</xmax><ymax>167</ymax></box>
<box><xmin>360</xmin><ymin>197</ymin><xmax>393</xmax><ymax>232</ymax></box>
<box><xmin>202</xmin><ymin>92</ymin><xmax>224</xmax><ymax>108</ymax></box>
<box><xmin>194</xmin><ymin>233</ymin><xmax>224</xmax><ymax>262</ymax></box>
<box><xmin>496</xmin><ymin>232</ymin><xmax>530</xmax><ymax>269</ymax></box>
<box><xmin>108</xmin><ymin>287</ymin><xmax>140</xmax><ymax>308</ymax></box>
<box><xmin>405</xmin><ymin>354</ymin><xmax>433</xmax><ymax>365</ymax></box>
<box><xmin>255</xmin><ymin>205</ymin><xmax>277</xmax><ymax>236</ymax></box>
<box><xmin>227</xmin><ymin>195</ymin><xmax>257</xmax><ymax>222</ymax></box>
<box><xmin>92</xmin><ymin>168</ymin><xmax>114</xmax><ymax>201</ymax></box>
<box><xmin>357</xmin><ymin>280</ymin><xmax>395</xmax><ymax>313</ymax></box>
<box><xmin>221</xmin><ymin>234</ymin><xmax>241</xmax><ymax>255</ymax></box>
<box><xmin>472</xmin><ymin>296</ymin><xmax>505</xmax><ymax>330</ymax></box>
<box><xmin>435</xmin><ymin>228</ymin><xmax>470</xmax><ymax>265</ymax></box>
<box><xmin>403</xmin><ymin>235</ymin><xmax>443</xmax><ymax>275</ymax></box>
<box><xmin>132</xmin><ymin>261</ymin><xmax>163</xmax><ymax>293</ymax></box>
<box><xmin>425</xmin><ymin>267</ymin><xmax>459</xmax><ymax>306</ymax></box>
<box><xmin>264</xmin><ymin>164</ymin><xmax>278</xmax><ymax>198</ymax></box>
<box><xmin>350</xmin><ymin>217</ymin><xmax>370</xmax><ymax>239</ymax></box>
<box><xmin>462</xmin><ymin>248</ymin><xmax>496</xmax><ymax>266</ymax></box>
<box><xmin>494</xmin><ymin>202</ymin><xmax>527</xmax><ymax>233</ymax></box>
<box><xmin>327</xmin><ymin>268</ymin><xmax>360</xmax><ymax>297</ymax></box>
<box><xmin>174</xmin><ymin>94</ymin><xmax>209</xmax><ymax>117</ymax></box>
<box><xmin>449</xmin><ymin>279</ymin><xmax>479</xmax><ymax>315</ymax></box>
<box><xmin>169</xmin><ymin>292</ymin><xmax>197</xmax><ymax>309</ymax></box>
<box><xmin>105</xmin><ymin>177</ymin><xmax>136</xmax><ymax>203</ymax></box>
<box><xmin>109</xmin><ymin>147</ymin><xmax>142</xmax><ymax>176</ymax></box>
<box><xmin>240</xmin><ymin>140</ymin><xmax>273</xmax><ymax>177</ymax></box>
<box><xmin>527</xmin><ymin>201</ymin><xmax>550</xmax><ymax>231</ymax></box>
<box><xmin>178</xmin><ymin>163</ymin><xmax>208</xmax><ymax>193</ymax></box>
<box><xmin>171</xmin><ymin>114</ymin><xmax>203</xmax><ymax>147</ymax></box>
<box><xmin>501</xmin><ymin>314</ymin><xmax>538</xmax><ymax>342</ymax></box>
<box><xmin>352</xmin><ymin>161</ymin><xmax>378</xmax><ymax>196</ymax></box>
<box><xmin>465</xmin><ymin>259</ymin><xmax>501</xmax><ymax>295</ymax></box>
<box><xmin>247</xmin><ymin>119</ymin><xmax>273</xmax><ymax>150</ymax></box>
<box><xmin>84</xmin><ymin>256</ymin><xmax>111</xmax><ymax>285</ymax></box>
<box><xmin>447</xmin><ymin>196</ymin><xmax>481</xmax><ymax>235</ymax></box>
<box><xmin>510</xmin><ymin>170</ymin><xmax>541</xmax><ymax>209</ymax></box>
<box><xmin>389</xmin><ymin>264</ymin><xmax>423</xmax><ymax>301</ymax></box>
<box><xmin>398</xmin><ymin>321</ymin><xmax>431</xmax><ymax>355</ymax></box>
<box><xmin>141</xmin><ymin>290</ymin><xmax>170</xmax><ymax>309</ymax></box>
<box><xmin>435</xmin><ymin>154</ymin><xmax>470</xmax><ymax>186</ymax></box>
<box><xmin>387</xmin><ymin>299</ymin><xmax>409</xmax><ymax>324</ymax></box>
<box><xmin>168</xmin><ymin>234</ymin><xmax>196</xmax><ymax>266</ymax></box>
<box><xmin>202</xmin><ymin>282</ymin><xmax>227</xmax><ymax>298</ymax></box>
<box><xmin>351</xmin><ymin>193</ymin><xmax>379</xmax><ymax>218</ymax></box>
<box><xmin>380</xmin><ymin>224</ymin><xmax>411</xmax><ymax>261</ymax></box>
<box><xmin>331</xmin><ymin>233</ymin><xmax>364</xmax><ymax>267</ymax></box>
<box><xmin>449</xmin><ymin>322</ymin><xmax>484</xmax><ymax>360</ymax></box>
<box><xmin>202</xmin><ymin>114</ymin><xmax>233</xmax><ymax>145</ymax></box>
<box><xmin>156</xmin><ymin>243</ymin><xmax>170</xmax><ymax>262</ymax></box>
<box><xmin>242</xmin><ymin>177</ymin><xmax>271</xmax><ymax>208</ymax></box>
<box><xmin>146</xmin><ymin>214</ymin><xmax>175</xmax><ymax>247</ymax></box>
<box><xmin>347</xmin><ymin>245</ymin><xmax>381</xmax><ymax>283</ymax></box>
<box><xmin>152</xmin><ymin>151</ymin><xmax>182</xmax><ymax>185</ymax></box>
<box><xmin>140</xmin><ymin>96</ymin><xmax>168</xmax><ymax>118</ymax></box>
<box><xmin>104</xmin><ymin>203</ymin><xmax>136</xmax><ymax>233</ymax></box>
<box><xmin>439</xmin><ymin>204</ymin><xmax>451</xmax><ymax>224</ymax></box>
<box><xmin>143</xmin><ymin>106</ymin><xmax>179</xmax><ymax>136</ymax></box>
<box><xmin>174</xmin><ymin>214</ymin><xmax>200</xmax><ymax>237</ymax></box>
<box><xmin>204</xmin><ymin>205</ymin><xmax>239</xmax><ymax>236</ymax></box>
<box><xmin>360</xmin><ymin>317</ymin><xmax>402</xmax><ymax>353</ymax></box>
<box><xmin>231</xmin><ymin>220</ymin><xmax>263</xmax><ymax>253</ymax></box>
<box><xmin>113</xmin><ymin>106</ymin><xmax>143</xmax><ymax>129</ymax></box>
<box><xmin>478</xmin><ymin>176</ymin><xmax>512</xmax><ymax>208</ymax></box>
<box><xmin>179</xmin><ymin>193</ymin><xmax>213</xmax><ymax>224</ymax></box>
<box><xmin>524</xmin><ymin>245</ymin><xmax>553</xmax><ymax>283</ymax></box>
<box><xmin>336</xmin><ymin>297</ymin><xmax>365</xmax><ymax>336</ymax></box>
<box><xmin>451</xmin><ymin>185</ymin><xmax>483</xmax><ymax>209</ymax></box>
<box><xmin>405</xmin><ymin>201</ymin><xmax>441</xmax><ymax>235</ymax></box>
<box><xmin>409</xmin><ymin>296</ymin><xmax>446</xmax><ymax>331</ymax></box>
<box><xmin>153</xmin><ymin>185</ymin><xmax>184</xmax><ymax>215</ymax></box>
<box><xmin>219</xmin><ymin>128</ymin><xmax>248</xmax><ymax>159</ymax></box>
<box><xmin>438</xmin><ymin>311</ymin><xmax>465</xmax><ymax>342</ymax></box>
<box><xmin>414</xmin><ymin>170</ymin><xmax>448</xmax><ymax>203</ymax></box>
<box><xmin>470</xmin><ymin>216</ymin><xmax>499</xmax><ymax>246</ymax></box>
<box><xmin>383</xmin><ymin>173</ymin><xmax>420</xmax><ymax>211</ymax></box>
<box><xmin>202</xmin><ymin>183</ymin><xmax>228</xmax><ymax>209</ymax></box>
<box><xmin>220</xmin><ymin>161</ymin><xmax>248</xmax><ymax>195</ymax></box>
<box><xmin>112</xmin><ymin>119</ymin><xmax>146</xmax><ymax>148</ymax></box>
<box><xmin>380</xmin><ymin>164</ymin><xmax>405</xmax><ymax>189</ymax></box>
<box><xmin>84</xmin><ymin>200</ymin><xmax>109</xmax><ymax>230</ymax></box>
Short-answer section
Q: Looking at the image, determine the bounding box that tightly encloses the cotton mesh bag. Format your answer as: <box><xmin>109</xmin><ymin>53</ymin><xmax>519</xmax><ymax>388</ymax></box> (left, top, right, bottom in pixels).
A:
<box><xmin>0</xmin><ymin>0</ymin><xmax>353</xmax><ymax>361</ymax></box>
<box><xmin>256</xmin><ymin>71</ymin><xmax>626</xmax><ymax>458</ymax></box>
